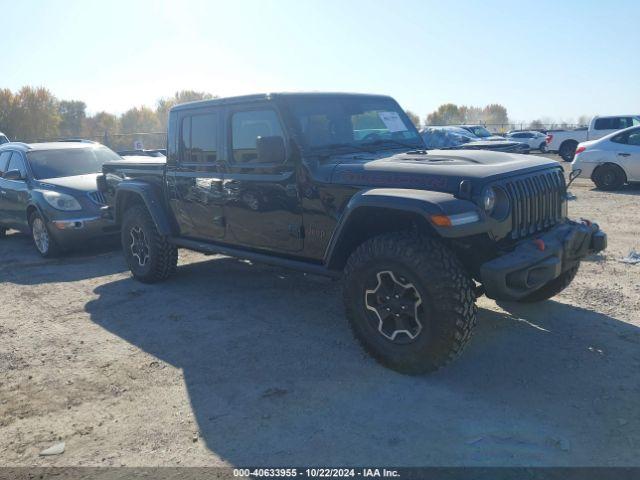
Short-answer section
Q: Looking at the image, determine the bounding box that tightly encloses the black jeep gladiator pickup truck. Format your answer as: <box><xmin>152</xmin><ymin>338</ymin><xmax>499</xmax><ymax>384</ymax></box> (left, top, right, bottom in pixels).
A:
<box><xmin>98</xmin><ymin>92</ymin><xmax>606</xmax><ymax>374</ymax></box>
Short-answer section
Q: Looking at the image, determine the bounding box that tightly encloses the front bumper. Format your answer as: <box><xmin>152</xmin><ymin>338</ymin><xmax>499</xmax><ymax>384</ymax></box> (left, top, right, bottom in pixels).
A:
<box><xmin>480</xmin><ymin>220</ymin><xmax>606</xmax><ymax>301</ymax></box>
<box><xmin>48</xmin><ymin>214</ymin><xmax>119</xmax><ymax>247</ymax></box>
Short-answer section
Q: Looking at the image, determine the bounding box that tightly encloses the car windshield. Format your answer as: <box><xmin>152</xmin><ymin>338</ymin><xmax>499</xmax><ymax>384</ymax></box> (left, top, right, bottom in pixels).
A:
<box><xmin>27</xmin><ymin>146</ymin><xmax>122</xmax><ymax>179</ymax></box>
<box><xmin>466</xmin><ymin>126</ymin><xmax>493</xmax><ymax>138</ymax></box>
<box><xmin>421</xmin><ymin>128</ymin><xmax>472</xmax><ymax>149</ymax></box>
<box><xmin>285</xmin><ymin>96</ymin><xmax>423</xmax><ymax>153</ymax></box>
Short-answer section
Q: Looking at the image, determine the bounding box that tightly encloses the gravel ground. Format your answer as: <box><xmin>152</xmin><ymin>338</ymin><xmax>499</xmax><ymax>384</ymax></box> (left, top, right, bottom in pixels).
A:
<box><xmin>1</xmin><ymin>156</ymin><xmax>639</xmax><ymax>467</ymax></box>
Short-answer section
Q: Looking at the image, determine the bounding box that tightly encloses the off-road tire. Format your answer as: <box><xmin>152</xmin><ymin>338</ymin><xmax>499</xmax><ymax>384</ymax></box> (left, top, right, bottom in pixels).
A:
<box><xmin>343</xmin><ymin>232</ymin><xmax>477</xmax><ymax>374</ymax></box>
<box><xmin>593</xmin><ymin>164</ymin><xmax>626</xmax><ymax>191</ymax></box>
<box><xmin>517</xmin><ymin>264</ymin><xmax>579</xmax><ymax>303</ymax></box>
<box><xmin>29</xmin><ymin>211</ymin><xmax>61</xmax><ymax>258</ymax></box>
<box><xmin>121</xmin><ymin>204</ymin><xmax>178</xmax><ymax>283</ymax></box>
<box><xmin>559</xmin><ymin>140</ymin><xmax>578</xmax><ymax>162</ymax></box>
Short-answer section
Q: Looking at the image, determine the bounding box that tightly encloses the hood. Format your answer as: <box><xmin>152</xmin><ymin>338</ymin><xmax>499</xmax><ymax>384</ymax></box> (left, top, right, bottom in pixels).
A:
<box><xmin>331</xmin><ymin>149</ymin><xmax>558</xmax><ymax>193</ymax></box>
<box><xmin>36</xmin><ymin>173</ymin><xmax>101</xmax><ymax>192</ymax></box>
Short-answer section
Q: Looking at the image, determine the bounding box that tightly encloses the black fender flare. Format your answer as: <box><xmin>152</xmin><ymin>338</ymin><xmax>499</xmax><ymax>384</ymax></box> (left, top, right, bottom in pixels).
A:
<box><xmin>114</xmin><ymin>180</ymin><xmax>174</xmax><ymax>236</ymax></box>
<box><xmin>323</xmin><ymin>188</ymin><xmax>488</xmax><ymax>268</ymax></box>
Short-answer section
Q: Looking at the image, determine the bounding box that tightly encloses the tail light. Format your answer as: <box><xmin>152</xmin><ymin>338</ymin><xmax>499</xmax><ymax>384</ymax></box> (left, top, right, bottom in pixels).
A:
<box><xmin>575</xmin><ymin>145</ymin><xmax>586</xmax><ymax>155</ymax></box>
<box><xmin>545</xmin><ymin>134</ymin><xmax>553</xmax><ymax>144</ymax></box>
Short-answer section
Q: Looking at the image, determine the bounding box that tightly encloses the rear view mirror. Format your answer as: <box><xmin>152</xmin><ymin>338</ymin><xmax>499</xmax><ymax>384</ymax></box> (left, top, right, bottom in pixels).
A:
<box><xmin>3</xmin><ymin>169</ymin><xmax>24</xmax><ymax>181</ymax></box>
<box><xmin>256</xmin><ymin>136</ymin><xmax>286</xmax><ymax>164</ymax></box>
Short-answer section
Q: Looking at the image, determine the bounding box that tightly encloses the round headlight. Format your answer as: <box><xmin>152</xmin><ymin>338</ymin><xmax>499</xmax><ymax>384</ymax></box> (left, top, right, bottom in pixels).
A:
<box><xmin>482</xmin><ymin>187</ymin><xmax>497</xmax><ymax>214</ymax></box>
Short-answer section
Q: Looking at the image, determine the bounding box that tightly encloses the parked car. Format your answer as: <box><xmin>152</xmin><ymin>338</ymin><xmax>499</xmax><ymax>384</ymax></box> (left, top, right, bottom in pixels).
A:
<box><xmin>457</xmin><ymin>125</ymin><xmax>505</xmax><ymax>141</ymax></box>
<box><xmin>0</xmin><ymin>132</ymin><xmax>9</xmax><ymax>145</ymax></box>
<box><xmin>571</xmin><ymin>125</ymin><xmax>640</xmax><ymax>190</ymax></box>
<box><xmin>98</xmin><ymin>92</ymin><xmax>606</xmax><ymax>374</ymax></box>
<box><xmin>546</xmin><ymin>115</ymin><xmax>640</xmax><ymax>162</ymax></box>
<box><xmin>421</xmin><ymin>126</ymin><xmax>529</xmax><ymax>153</ymax></box>
<box><xmin>0</xmin><ymin>141</ymin><xmax>121</xmax><ymax>256</ymax></box>
<box><xmin>505</xmin><ymin>130</ymin><xmax>548</xmax><ymax>152</ymax></box>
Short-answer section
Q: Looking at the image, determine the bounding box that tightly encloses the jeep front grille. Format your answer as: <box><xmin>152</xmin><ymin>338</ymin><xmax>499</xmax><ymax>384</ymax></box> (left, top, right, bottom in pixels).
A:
<box><xmin>88</xmin><ymin>190</ymin><xmax>107</xmax><ymax>205</ymax></box>
<box><xmin>503</xmin><ymin>169</ymin><xmax>566</xmax><ymax>240</ymax></box>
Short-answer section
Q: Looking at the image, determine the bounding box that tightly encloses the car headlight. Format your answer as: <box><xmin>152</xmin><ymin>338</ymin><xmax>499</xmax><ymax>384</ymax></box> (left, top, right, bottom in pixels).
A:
<box><xmin>42</xmin><ymin>191</ymin><xmax>82</xmax><ymax>211</ymax></box>
<box><xmin>481</xmin><ymin>186</ymin><xmax>510</xmax><ymax>220</ymax></box>
<box><xmin>482</xmin><ymin>187</ymin><xmax>497</xmax><ymax>214</ymax></box>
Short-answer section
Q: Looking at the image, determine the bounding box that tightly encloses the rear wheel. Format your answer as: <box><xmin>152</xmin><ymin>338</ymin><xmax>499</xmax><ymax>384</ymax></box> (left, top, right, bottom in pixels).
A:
<box><xmin>517</xmin><ymin>265</ymin><xmax>579</xmax><ymax>303</ymax></box>
<box><xmin>121</xmin><ymin>204</ymin><xmax>178</xmax><ymax>283</ymax></box>
<box><xmin>593</xmin><ymin>164</ymin><xmax>626</xmax><ymax>190</ymax></box>
<box><xmin>29</xmin><ymin>211</ymin><xmax>60</xmax><ymax>258</ymax></box>
<box><xmin>559</xmin><ymin>141</ymin><xmax>578</xmax><ymax>162</ymax></box>
<box><xmin>343</xmin><ymin>232</ymin><xmax>477</xmax><ymax>374</ymax></box>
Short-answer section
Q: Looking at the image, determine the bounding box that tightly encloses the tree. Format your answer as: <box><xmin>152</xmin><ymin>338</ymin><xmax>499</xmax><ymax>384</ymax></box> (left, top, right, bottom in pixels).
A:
<box><xmin>156</xmin><ymin>90</ymin><xmax>216</xmax><ymax>129</ymax></box>
<box><xmin>83</xmin><ymin>111</ymin><xmax>118</xmax><ymax>140</ymax></box>
<box><xmin>528</xmin><ymin>119</ymin><xmax>544</xmax><ymax>130</ymax></box>
<box><xmin>404</xmin><ymin>110</ymin><xmax>420</xmax><ymax>128</ymax></box>
<box><xmin>58</xmin><ymin>100</ymin><xmax>87</xmax><ymax>138</ymax></box>
<box><xmin>482</xmin><ymin>104</ymin><xmax>509</xmax><ymax>125</ymax></box>
<box><xmin>425</xmin><ymin>103</ymin><xmax>463</xmax><ymax>126</ymax></box>
<box><xmin>0</xmin><ymin>89</ymin><xmax>16</xmax><ymax>139</ymax></box>
<box><xmin>12</xmin><ymin>86</ymin><xmax>60</xmax><ymax>141</ymax></box>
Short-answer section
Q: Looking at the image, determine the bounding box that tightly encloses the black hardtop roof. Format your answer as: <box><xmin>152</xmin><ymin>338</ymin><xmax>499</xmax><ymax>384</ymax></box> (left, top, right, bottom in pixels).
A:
<box><xmin>170</xmin><ymin>92</ymin><xmax>395</xmax><ymax>112</ymax></box>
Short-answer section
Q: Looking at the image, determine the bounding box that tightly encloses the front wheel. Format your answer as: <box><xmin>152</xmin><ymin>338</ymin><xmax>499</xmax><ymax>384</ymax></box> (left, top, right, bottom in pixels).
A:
<box><xmin>517</xmin><ymin>265</ymin><xmax>579</xmax><ymax>303</ymax></box>
<box><xmin>342</xmin><ymin>232</ymin><xmax>477</xmax><ymax>374</ymax></box>
<box><xmin>121</xmin><ymin>204</ymin><xmax>178</xmax><ymax>283</ymax></box>
<box><xmin>29</xmin><ymin>211</ymin><xmax>60</xmax><ymax>258</ymax></box>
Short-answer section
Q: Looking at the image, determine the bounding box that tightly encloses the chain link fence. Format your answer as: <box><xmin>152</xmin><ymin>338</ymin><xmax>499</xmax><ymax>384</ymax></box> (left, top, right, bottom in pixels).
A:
<box><xmin>34</xmin><ymin>131</ymin><xmax>168</xmax><ymax>152</ymax></box>
<box><xmin>426</xmin><ymin>123</ymin><xmax>584</xmax><ymax>133</ymax></box>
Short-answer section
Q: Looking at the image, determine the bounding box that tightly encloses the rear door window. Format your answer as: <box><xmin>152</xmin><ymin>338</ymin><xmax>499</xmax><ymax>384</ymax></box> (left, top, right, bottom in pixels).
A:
<box><xmin>180</xmin><ymin>112</ymin><xmax>218</xmax><ymax>164</ymax></box>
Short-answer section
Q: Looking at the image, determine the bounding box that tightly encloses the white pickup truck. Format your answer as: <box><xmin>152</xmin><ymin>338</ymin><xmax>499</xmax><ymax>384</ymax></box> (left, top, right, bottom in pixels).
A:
<box><xmin>546</xmin><ymin>115</ymin><xmax>640</xmax><ymax>161</ymax></box>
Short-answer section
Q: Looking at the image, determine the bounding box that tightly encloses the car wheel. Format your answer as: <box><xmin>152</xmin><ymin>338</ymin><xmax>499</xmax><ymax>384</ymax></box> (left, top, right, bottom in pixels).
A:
<box><xmin>121</xmin><ymin>204</ymin><xmax>178</xmax><ymax>283</ymax></box>
<box><xmin>342</xmin><ymin>231</ymin><xmax>477</xmax><ymax>374</ymax></box>
<box><xmin>29</xmin><ymin>211</ymin><xmax>60</xmax><ymax>258</ymax></box>
<box><xmin>593</xmin><ymin>164</ymin><xmax>626</xmax><ymax>190</ymax></box>
<box><xmin>517</xmin><ymin>265</ymin><xmax>579</xmax><ymax>303</ymax></box>
<box><xmin>559</xmin><ymin>141</ymin><xmax>578</xmax><ymax>162</ymax></box>
<box><xmin>539</xmin><ymin>142</ymin><xmax>547</xmax><ymax>153</ymax></box>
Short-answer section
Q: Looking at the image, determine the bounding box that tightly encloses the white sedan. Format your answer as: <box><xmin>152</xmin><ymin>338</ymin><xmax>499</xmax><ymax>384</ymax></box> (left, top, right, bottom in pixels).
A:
<box><xmin>571</xmin><ymin>125</ymin><xmax>640</xmax><ymax>190</ymax></box>
<box><xmin>505</xmin><ymin>131</ymin><xmax>548</xmax><ymax>151</ymax></box>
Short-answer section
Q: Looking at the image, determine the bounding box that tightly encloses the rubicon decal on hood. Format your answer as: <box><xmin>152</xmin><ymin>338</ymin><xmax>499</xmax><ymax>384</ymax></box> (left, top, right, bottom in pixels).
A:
<box><xmin>339</xmin><ymin>172</ymin><xmax>448</xmax><ymax>189</ymax></box>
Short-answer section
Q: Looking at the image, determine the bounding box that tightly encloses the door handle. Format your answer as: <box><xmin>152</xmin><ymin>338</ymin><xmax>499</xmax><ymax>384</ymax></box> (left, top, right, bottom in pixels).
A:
<box><xmin>618</xmin><ymin>153</ymin><xmax>631</xmax><ymax>157</ymax></box>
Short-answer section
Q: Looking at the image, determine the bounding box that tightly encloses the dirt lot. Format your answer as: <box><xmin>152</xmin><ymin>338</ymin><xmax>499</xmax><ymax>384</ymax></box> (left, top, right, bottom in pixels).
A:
<box><xmin>1</xmin><ymin>155</ymin><xmax>640</xmax><ymax>467</ymax></box>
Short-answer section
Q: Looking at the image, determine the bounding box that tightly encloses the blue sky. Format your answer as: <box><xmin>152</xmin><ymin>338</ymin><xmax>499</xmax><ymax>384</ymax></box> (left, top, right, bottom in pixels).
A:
<box><xmin>1</xmin><ymin>0</ymin><xmax>638</xmax><ymax>123</ymax></box>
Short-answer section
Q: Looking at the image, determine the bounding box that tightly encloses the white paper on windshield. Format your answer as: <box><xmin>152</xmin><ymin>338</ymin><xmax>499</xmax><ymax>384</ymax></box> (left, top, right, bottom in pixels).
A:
<box><xmin>378</xmin><ymin>111</ymin><xmax>408</xmax><ymax>132</ymax></box>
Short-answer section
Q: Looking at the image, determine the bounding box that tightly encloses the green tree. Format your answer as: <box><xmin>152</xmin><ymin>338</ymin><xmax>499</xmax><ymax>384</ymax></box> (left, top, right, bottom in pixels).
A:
<box><xmin>58</xmin><ymin>100</ymin><xmax>87</xmax><ymax>137</ymax></box>
<box><xmin>84</xmin><ymin>111</ymin><xmax>118</xmax><ymax>141</ymax></box>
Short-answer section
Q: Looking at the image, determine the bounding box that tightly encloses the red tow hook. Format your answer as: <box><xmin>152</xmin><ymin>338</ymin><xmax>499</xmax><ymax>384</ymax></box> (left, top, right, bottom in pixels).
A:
<box><xmin>533</xmin><ymin>239</ymin><xmax>545</xmax><ymax>251</ymax></box>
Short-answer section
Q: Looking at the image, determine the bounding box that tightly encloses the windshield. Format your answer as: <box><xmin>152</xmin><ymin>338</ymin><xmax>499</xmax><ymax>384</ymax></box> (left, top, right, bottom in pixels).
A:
<box><xmin>27</xmin><ymin>146</ymin><xmax>122</xmax><ymax>179</ymax></box>
<box><xmin>285</xmin><ymin>96</ymin><xmax>423</xmax><ymax>152</ymax></box>
<box><xmin>421</xmin><ymin>128</ymin><xmax>472</xmax><ymax>149</ymax></box>
<box><xmin>466</xmin><ymin>126</ymin><xmax>493</xmax><ymax>138</ymax></box>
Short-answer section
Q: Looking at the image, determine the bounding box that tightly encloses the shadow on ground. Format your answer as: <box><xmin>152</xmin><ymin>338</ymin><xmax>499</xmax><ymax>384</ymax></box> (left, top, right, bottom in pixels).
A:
<box><xmin>85</xmin><ymin>256</ymin><xmax>640</xmax><ymax>466</ymax></box>
<box><xmin>0</xmin><ymin>230</ymin><xmax>124</xmax><ymax>284</ymax></box>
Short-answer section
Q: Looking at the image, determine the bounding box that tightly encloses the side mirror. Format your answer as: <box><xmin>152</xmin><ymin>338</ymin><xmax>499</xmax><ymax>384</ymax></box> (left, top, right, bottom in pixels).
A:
<box><xmin>256</xmin><ymin>136</ymin><xmax>286</xmax><ymax>164</ymax></box>
<box><xmin>3</xmin><ymin>169</ymin><xmax>24</xmax><ymax>181</ymax></box>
